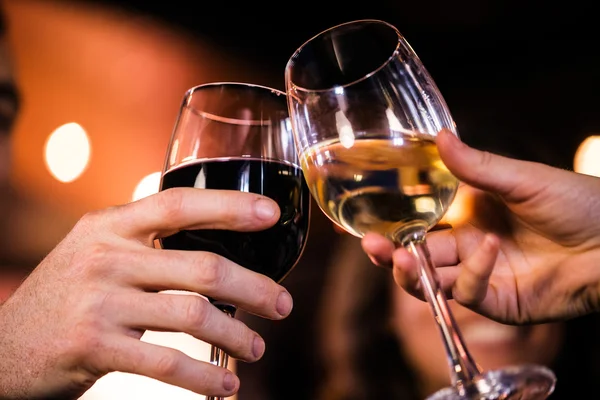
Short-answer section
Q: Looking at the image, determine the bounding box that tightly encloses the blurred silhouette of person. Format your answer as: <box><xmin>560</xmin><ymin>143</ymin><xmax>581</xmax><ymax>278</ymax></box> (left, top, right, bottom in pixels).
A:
<box><xmin>318</xmin><ymin>230</ymin><xmax>600</xmax><ymax>399</ymax></box>
<box><xmin>336</xmin><ymin>119</ymin><xmax>600</xmax><ymax>398</ymax></box>
<box><xmin>0</xmin><ymin>0</ymin><xmax>23</xmax><ymax>302</ymax></box>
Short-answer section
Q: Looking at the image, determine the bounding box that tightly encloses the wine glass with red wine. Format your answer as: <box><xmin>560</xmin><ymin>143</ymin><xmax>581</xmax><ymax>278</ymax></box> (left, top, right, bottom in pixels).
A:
<box><xmin>158</xmin><ymin>82</ymin><xmax>310</xmax><ymax>400</ymax></box>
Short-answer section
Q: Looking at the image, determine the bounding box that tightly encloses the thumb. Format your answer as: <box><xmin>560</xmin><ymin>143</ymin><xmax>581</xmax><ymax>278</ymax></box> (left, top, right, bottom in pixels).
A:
<box><xmin>436</xmin><ymin>129</ymin><xmax>553</xmax><ymax>200</ymax></box>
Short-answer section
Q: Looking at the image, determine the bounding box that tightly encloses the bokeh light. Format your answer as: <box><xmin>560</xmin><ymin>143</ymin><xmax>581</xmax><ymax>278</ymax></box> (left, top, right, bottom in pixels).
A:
<box><xmin>44</xmin><ymin>122</ymin><xmax>91</xmax><ymax>183</ymax></box>
<box><xmin>439</xmin><ymin>184</ymin><xmax>475</xmax><ymax>226</ymax></box>
<box><xmin>574</xmin><ymin>135</ymin><xmax>600</xmax><ymax>177</ymax></box>
<box><xmin>132</xmin><ymin>171</ymin><xmax>161</xmax><ymax>201</ymax></box>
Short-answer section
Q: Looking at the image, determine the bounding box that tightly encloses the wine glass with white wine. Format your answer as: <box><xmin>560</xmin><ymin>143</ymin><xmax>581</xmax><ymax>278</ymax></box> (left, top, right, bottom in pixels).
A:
<box><xmin>285</xmin><ymin>19</ymin><xmax>556</xmax><ymax>400</ymax></box>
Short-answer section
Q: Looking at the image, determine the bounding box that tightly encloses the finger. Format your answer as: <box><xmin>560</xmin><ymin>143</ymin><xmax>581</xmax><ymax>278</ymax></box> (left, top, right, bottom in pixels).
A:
<box><xmin>121</xmin><ymin>247</ymin><xmax>293</xmax><ymax>320</ymax></box>
<box><xmin>361</xmin><ymin>233</ymin><xmax>395</xmax><ymax>267</ymax></box>
<box><xmin>363</xmin><ymin>232</ymin><xmax>457</xmax><ymax>299</ymax></box>
<box><xmin>388</xmin><ymin>247</ymin><xmax>467</xmax><ymax>302</ymax></box>
<box><xmin>452</xmin><ymin>233</ymin><xmax>500</xmax><ymax>306</ymax></box>
<box><xmin>390</xmin><ymin>247</ymin><xmax>423</xmax><ymax>299</ymax></box>
<box><xmin>96</xmin><ymin>335</ymin><xmax>239</xmax><ymax>398</ymax></box>
<box><xmin>112</xmin><ymin>292</ymin><xmax>265</xmax><ymax>362</ymax></box>
<box><xmin>387</xmin><ymin>231</ymin><xmax>461</xmax><ymax>301</ymax></box>
<box><xmin>425</xmin><ymin>229</ymin><xmax>460</xmax><ymax>267</ymax></box>
<box><xmin>361</xmin><ymin>229</ymin><xmax>462</xmax><ymax>269</ymax></box>
<box><xmin>111</xmin><ymin>188</ymin><xmax>281</xmax><ymax>241</ymax></box>
<box><xmin>437</xmin><ymin>129</ymin><xmax>558</xmax><ymax>202</ymax></box>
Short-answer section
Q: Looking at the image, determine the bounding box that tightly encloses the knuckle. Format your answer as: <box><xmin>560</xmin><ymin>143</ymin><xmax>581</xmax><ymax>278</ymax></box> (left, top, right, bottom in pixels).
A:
<box><xmin>252</xmin><ymin>276</ymin><xmax>274</xmax><ymax>310</ymax></box>
<box><xmin>153</xmin><ymin>350</ymin><xmax>180</xmax><ymax>378</ymax></box>
<box><xmin>220</xmin><ymin>192</ymin><xmax>254</xmax><ymax>225</ymax></box>
<box><xmin>68</xmin><ymin>318</ymin><xmax>104</xmax><ymax>361</ymax></box>
<box><xmin>479</xmin><ymin>150</ymin><xmax>494</xmax><ymax>169</ymax></box>
<box><xmin>193</xmin><ymin>252</ymin><xmax>226</xmax><ymax>290</ymax></box>
<box><xmin>70</xmin><ymin>206</ymin><xmax>132</xmax><ymax>246</ymax></box>
<box><xmin>154</xmin><ymin>188</ymin><xmax>185</xmax><ymax>222</ymax></box>
<box><xmin>452</xmin><ymin>287</ymin><xmax>471</xmax><ymax>304</ymax></box>
<box><xmin>73</xmin><ymin>210</ymin><xmax>103</xmax><ymax>232</ymax></box>
<box><xmin>70</xmin><ymin>242</ymin><xmax>113</xmax><ymax>277</ymax></box>
<box><xmin>452</xmin><ymin>281</ymin><xmax>478</xmax><ymax>305</ymax></box>
<box><xmin>230</xmin><ymin>321</ymin><xmax>256</xmax><ymax>359</ymax></box>
<box><xmin>182</xmin><ymin>296</ymin><xmax>210</xmax><ymax>330</ymax></box>
<box><xmin>81</xmin><ymin>208</ymin><xmax>103</xmax><ymax>222</ymax></box>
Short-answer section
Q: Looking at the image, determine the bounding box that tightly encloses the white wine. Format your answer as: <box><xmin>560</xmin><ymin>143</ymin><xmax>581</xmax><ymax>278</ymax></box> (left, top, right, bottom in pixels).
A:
<box><xmin>300</xmin><ymin>136</ymin><xmax>458</xmax><ymax>239</ymax></box>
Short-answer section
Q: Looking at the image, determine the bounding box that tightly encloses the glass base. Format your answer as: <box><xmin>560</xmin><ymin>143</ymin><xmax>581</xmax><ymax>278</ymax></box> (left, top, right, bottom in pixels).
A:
<box><xmin>426</xmin><ymin>365</ymin><xmax>556</xmax><ymax>400</ymax></box>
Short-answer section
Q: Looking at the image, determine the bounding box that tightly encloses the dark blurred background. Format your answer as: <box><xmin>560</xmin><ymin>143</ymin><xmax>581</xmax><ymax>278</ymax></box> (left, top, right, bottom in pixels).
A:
<box><xmin>90</xmin><ymin>0</ymin><xmax>600</xmax><ymax>166</ymax></box>
<box><xmin>3</xmin><ymin>0</ymin><xmax>600</xmax><ymax>398</ymax></box>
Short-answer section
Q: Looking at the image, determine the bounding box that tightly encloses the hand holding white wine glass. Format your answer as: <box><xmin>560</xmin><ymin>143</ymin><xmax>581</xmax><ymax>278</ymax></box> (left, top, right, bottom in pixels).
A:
<box><xmin>285</xmin><ymin>20</ymin><xmax>556</xmax><ymax>399</ymax></box>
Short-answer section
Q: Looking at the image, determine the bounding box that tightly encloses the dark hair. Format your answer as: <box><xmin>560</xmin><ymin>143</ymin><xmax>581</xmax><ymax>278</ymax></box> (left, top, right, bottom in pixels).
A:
<box><xmin>316</xmin><ymin>234</ymin><xmax>600</xmax><ymax>399</ymax></box>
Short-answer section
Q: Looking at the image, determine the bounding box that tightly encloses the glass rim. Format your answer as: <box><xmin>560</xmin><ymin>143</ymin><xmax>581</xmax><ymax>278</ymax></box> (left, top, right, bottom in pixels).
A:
<box><xmin>182</xmin><ymin>81</ymin><xmax>287</xmax><ymax>126</ymax></box>
<box><xmin>185</xmin><ymin>81</ymin><xmax>286</xmax><ymax>98</ymax></box>
<box><xmin>285</xmin><ymin>19</ymin><xmax>403</xmax><ymax>94</ymax></box>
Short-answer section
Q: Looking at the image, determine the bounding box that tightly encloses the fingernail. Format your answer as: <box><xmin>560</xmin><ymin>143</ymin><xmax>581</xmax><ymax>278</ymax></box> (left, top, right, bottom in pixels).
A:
<box><xmin>369</xmin><ymin>254</ymin><xmax>392</xmax><ymax>269</ymax></box>
<box><xmin>253</xmin><ymin>335</ymin><xmax>265</xmax><ymax>359</ymax></box>
<box><xmin>254</xmin><ymin>198</ymin><xmax>277</xmax><ymax>220</ymax></box>
<box><xmin>223</xmin><ymin>372</ymin><xmax>238</xmax><ymax>392</ymax></box>
<box><xmin>276</xmin><ymin>290</ymin><xmax>293</xmax><ymax>317</ymax></box>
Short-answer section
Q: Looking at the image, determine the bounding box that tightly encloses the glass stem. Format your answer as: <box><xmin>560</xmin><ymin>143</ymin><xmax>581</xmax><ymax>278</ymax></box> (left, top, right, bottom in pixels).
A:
<box><xmin>402</xmin><ymin>232</ymin><xmax>481</xmax><ymax>393</ymax></box>
<box><xmin>206</xmin><ymin>302</ymin><xmax>237</xmax><ymax>400</ymax></box>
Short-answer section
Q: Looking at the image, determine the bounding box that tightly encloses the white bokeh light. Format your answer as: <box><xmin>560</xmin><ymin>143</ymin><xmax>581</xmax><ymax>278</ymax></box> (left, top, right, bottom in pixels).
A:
<box><xmin>335</xmin><ymin>111</ymin><xmax>355</xmax><ymax>149</ymax></box>
<box><xmin>574</xmin><ymin>135</ymin><xmax>600</xmax><ymax>177</ymax></box>
<box><xmin>132</xmin><ymin>171</ymin><xmax>161</xmax><ymax>201</ymax></box>
<box><xmin>44</xmin><ymin>122</ymin><xmax>91</xmax><ymax>183</ymax></box>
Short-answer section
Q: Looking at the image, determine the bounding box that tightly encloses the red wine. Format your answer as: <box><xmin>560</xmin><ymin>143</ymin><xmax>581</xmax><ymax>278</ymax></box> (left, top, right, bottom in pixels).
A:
<box><xmin>159</xmin><ymin>157</ymin><xmax>310</xmax><ymax>283</ymax></box>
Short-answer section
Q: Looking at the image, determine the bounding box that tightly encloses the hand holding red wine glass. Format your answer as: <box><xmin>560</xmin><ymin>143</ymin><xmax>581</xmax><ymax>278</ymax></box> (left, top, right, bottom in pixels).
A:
<box><xmin>159</xmin><ymin>82</ymin><xmax>310</xmax><ymax>400</ymax></box>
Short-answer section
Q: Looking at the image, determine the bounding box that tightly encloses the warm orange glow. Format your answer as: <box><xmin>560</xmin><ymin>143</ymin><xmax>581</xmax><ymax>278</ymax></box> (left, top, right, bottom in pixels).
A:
<box><xmin>440</xmin><ymin>184</ymin><xmax>475</xmax><ymax>226</ymax></box>
<box><xmin>1</xmin><ymin>0</ymin><xmax>278</xmax><ymax>261</ymax></box>
<box><xmin>4</xmin><ymin>0</ymin><xmax>277</xmax><ymax>219</ymax></box>
<box><xmin>574</xmin><ymin>135</ymin><xmax>600</xmax><ymax>177</ymax></box>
